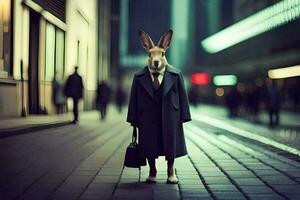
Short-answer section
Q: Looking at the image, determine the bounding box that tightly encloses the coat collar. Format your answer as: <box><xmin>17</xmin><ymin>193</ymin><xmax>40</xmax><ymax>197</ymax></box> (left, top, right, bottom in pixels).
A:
<box><xmin>136</xmin><ymin>65</ymin><xmax>179</xmax><ymax>98</ymax></box>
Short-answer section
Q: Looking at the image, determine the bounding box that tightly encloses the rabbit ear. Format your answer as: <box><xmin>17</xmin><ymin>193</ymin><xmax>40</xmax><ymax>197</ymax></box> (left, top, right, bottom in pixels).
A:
<box><xmin>139</xmin><ymin>30</ymin><xmax>154</xmax><ymax>50</ymax></box>
<box><xmin>158</xmin><ymin>30</ymin><xmax>173</xmax><ymax>50</ymax></box>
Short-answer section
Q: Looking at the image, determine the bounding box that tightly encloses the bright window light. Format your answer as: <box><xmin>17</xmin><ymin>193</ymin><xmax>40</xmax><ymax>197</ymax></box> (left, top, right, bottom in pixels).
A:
<box><xmin>201</xmin><ymin>0</ymin><xmax>300</xmax><ymax>53</ymax></box>
<box><xmin>213</xmin><ymin>75</ymin><xmax>237</xmax><ymax>86</ymax></box>
<box><xmin>268</xmin><ymin>65</ymin><xmax>300</xmax><ymax>79</ymax></box>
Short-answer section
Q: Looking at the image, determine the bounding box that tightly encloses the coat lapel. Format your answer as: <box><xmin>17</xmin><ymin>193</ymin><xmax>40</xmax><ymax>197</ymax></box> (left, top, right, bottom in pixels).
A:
<box><xmin>138</xmin><ymin>68</ymin><xmax>154</xmax><ymax>98</ymax></box>
<box><xmin>163</xmin><ymin>66</ymin><xmax>176</xmax><ymax>96</ymax></box>
<box><xmin>137</xmin><ymin>65</ymin><xmax>177</xmax><ymax>98</ymax></box>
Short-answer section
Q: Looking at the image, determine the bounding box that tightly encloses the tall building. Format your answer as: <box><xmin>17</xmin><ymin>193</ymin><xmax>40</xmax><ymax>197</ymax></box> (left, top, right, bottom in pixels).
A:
<box><xmin>0</xmin><ymin>0</ymin><xmax>111</xmax><ymax>117</ymax></box>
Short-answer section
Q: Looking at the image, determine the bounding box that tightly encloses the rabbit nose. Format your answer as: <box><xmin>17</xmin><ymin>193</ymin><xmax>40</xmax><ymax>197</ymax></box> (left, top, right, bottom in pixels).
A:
<box><xmin>154</xmin><ymin>61</ymin><xmax>159</xmax><ymax>67</ymax></box>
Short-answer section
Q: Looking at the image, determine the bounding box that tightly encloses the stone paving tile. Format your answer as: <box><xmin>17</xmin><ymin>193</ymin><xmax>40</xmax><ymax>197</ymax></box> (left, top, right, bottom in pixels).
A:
<box><xmin>285</xmin><ymin>194</ymin><xmax>300</xmax><ymax>200</ymax></box>
<box><xmin>251</xmin><ymin>169</ymin><xmax>282</xmax><ymax>176</ymax></box>
<box><xmin>113</xmin><ymin>198</ymin><xmax>151</xmax><ymax>200</ymax></box>
<box><xmin>225</xmin><ymin>170</ymin><xmax>256</xmax><ymax>178</ymax></box>
<box><xmin>93</xmin><ymin>175</ymin><xmax>120</xmax><ymax>183</ymax></box>
<box><xmin>18</xmin><ymin>191</ymin><xmax>51</xmax><ymax>200</ymax></box>
<box><xmin>272</xmin><ymin>184</ymin><xmax>300</xmax><ymax>194</ymax></box>
<box><xmin>48</xmin><ymin>193</ymin><xmax>81</xmax><ymax>200</ymax></box>
<box><xmin>247</xmin><ymin>193</ymin><xmax>285</xmax><ymax>200</ymax></box>
<box><xmin>0</xmin><ymin>189</ymin><xmax>22</xmax><ymax>200</ymax></box>
<box><xmin>238</xmin><ymin>185</ymin><xmax>274</xmax><ymax>194</ymax></box>
<box><xmin>285</xmin><ymin>171</ymin><xmax>300</xmax><ymax>178</ymax></box>
<box><xmin>232</xmin><ymin>177</ymin><xmax>265</xmax><ymax>186</ymax></box>
<box><xmin>179</xmin><ymin>179</ymin><xmax>203</xmax><ymax>185</ymax></box>
<box><xmin>262</xmin><ymin>175</ymin><xmax>297</xmax><ymax>185</ymax></box>
<box><xmin>113</xmin><ymin>188</ymin><xmax>152</xmax><ymax>199</ymax></box>
<box><xmin>79</xmin><ymin>194</ymin><xmax>111</xmax><ymax>200</ymax></box>
<box><xmin>212</xmin><ymin>191</ymin><xmax>247</xmax><ymax>200</ymax></box>
<box><xmin>203</xmin><ymin>176</ymin><xmax>232</xmax><ymax>185</ymax></box>
<box><xmin>208</xmin><ymin>184</ymin><xmax>240</xmax><ymax>192</ymax></box>
<box><xmin>200</xmin><ymin>171</ymin><xmax>226</xmax><ymax>177</ymax></box>
<box><xmin>181</xmin><ymin>198</ymin><xmax>214</xmax><ymax>200</ymax></box>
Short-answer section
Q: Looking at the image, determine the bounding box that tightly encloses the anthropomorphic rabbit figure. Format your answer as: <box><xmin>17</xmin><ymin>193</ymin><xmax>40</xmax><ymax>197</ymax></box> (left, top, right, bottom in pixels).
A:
<box><xmin>127</xmin><ymin>30</ymin><xmax>191</xmax><ymax>184</ymax></box>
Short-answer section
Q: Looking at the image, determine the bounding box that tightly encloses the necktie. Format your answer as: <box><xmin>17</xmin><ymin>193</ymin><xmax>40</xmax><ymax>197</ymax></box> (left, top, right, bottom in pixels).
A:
<box><xmin>152</xmin><ymin>72</ymin><xmax>160</xmax><ymax>90</ymax></box>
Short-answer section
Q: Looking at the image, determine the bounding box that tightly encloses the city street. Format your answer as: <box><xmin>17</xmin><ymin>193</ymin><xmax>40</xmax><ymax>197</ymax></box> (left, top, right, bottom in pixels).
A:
<box><xmin>1</xmin><ymin>0</ymin><xmax>300</xmax><ymax>199</ymax></box>
<box><xmin>1</xmin><ymin>107</ymin><xmax>300</xmax><ymax>200</ymax></box>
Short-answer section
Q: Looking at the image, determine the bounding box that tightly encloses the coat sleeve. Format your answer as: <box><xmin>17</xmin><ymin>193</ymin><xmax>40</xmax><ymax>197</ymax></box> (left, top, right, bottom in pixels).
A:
<box><xmin>127</xmin><ymin>75</ymin><xmax>138</xmax><ymax>126</ymax></box>
<box><xmin>63</xmin><ymin>77</ymin><xmax>70</xmax><ymax>97</ymax></box>
<box><xmin>79</xmin><ymin>77</ymin><xmax>84</xmax><ymax>98</ymax></box>
<box><xmin>178</xmin><ymin>72</ymin><xmax>191</xmax><ymax>123</ymax></box>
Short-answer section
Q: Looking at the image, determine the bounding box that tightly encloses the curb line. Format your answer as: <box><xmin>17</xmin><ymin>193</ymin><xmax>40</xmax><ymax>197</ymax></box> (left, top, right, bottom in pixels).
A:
<box><xmin>0</xmin><ymin>121</ymin><xmax>72</xmax><ymax>138</ymax></box>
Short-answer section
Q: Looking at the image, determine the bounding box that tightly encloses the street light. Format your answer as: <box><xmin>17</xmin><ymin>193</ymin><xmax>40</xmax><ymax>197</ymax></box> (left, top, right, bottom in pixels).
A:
<box><xmin>268</xmin><ymin>65</ymin><xmax>300</xmax><ymax>79</ymax></box>
<box><xmin>201</xmin><ymin>0</ymin><xmax>300</xmax><ymax>53</ymax></box>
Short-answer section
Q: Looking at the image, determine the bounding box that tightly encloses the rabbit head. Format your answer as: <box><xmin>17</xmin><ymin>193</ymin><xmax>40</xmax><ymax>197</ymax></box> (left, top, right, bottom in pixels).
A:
<box><xmin>139</xmin><ymin>30</ymin><xmax>173</xmax><ymax>71</ymax></box>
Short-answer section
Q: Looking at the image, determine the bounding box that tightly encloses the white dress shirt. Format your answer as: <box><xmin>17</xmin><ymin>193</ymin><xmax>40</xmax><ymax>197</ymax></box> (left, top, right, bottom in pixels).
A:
<box><xmin>148</xmin><ymin>67</ymin><xmax>166</xmax><ymax>84</ymax></box>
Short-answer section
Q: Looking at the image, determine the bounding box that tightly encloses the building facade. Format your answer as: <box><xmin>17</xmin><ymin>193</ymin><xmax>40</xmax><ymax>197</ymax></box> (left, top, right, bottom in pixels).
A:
<box><xmin>0</xmin><ymin>0</ymin><xmax>110</xmax><ymax>117</ymax></box>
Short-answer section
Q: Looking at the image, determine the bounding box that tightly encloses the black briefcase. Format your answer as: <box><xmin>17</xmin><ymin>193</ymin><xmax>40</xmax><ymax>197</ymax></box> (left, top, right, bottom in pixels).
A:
<box><xmin>124</xmin><ymin>126</ymin><xmax>147</xmax><ymax>168</ymax></box>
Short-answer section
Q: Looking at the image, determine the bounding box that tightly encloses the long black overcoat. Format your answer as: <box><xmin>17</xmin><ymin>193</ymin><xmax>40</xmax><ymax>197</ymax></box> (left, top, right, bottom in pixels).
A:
<box><xmin>127</xmin><ymin>65</ymin><xmax>191</xmax><ymax>160</ymax></box>
<box><xmin>64</xmin><ymin>72</ymin><xmax>84</xmax><ymax>99</ymax></box>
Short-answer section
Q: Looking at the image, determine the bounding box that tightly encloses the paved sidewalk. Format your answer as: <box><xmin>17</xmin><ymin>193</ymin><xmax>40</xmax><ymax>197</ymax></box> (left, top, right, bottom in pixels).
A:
<box><xmin>0</xmin><ymin>113</ymin><xmax>72</xmax><ymax>138</ymax></box>
<box><xmin>193</xmin><ymin>105</ymin><xmax>300</xmax><ymax>152</ymax></box>
<box><xmin>1</xmin><ymin>109</ymin><xmax>300</xmax><ymax>199</ymax></box>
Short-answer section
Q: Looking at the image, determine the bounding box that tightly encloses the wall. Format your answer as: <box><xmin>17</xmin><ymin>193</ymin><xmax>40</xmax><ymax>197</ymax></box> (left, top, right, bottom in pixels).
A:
<box><xmin>65</xmin><ymin>0</ymin><xmax>99</xmax><ymax>110</ymax></box>
<box><xmin>0</xmin><ymin>0</ymin><xmax>30</xmax><ymax>117</ymax></box>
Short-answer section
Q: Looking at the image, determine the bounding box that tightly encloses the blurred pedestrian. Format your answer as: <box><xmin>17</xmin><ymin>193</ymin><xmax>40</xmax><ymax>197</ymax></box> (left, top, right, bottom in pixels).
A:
<box><xmin>245</xmin><ymin>84</ymin><xmax>260</xmax><ymax>122</ymax></box>
<box><xmin>225</xmin><ymin>86</ymin><xmax>242</xmax><ymax>118</ymax></box>
<box><xmin>64</xmin><ymin>66</ymin><xmax>84</xmax><ymax>124</ymax></box>
<box><xmin>52</xmin><ymin>71</ymin><xmax>67</xmax><ymax>114</ymax></box>
<box><xmin>115</xmin><ymin>85</ymin><xmax>126</xmax><ymax>113</ymax></box>
<box><xmin>288</xmin><ymin>82</ymin><xmax>299</xmax><ymax>110</ymax></box>
<box><xmin>96</xmin><ymin>81</ymin><xmax>111</xmax><ymax>120</ymax></box>
<box><xmin>264</xmin><ymin>79</ymin><xmax>281</xmax><ymax>127</ymax></box>
<box><xmin>188</xmin><ymin>85</ymin><xmax>200</xmax><ymax>107</ymax></box>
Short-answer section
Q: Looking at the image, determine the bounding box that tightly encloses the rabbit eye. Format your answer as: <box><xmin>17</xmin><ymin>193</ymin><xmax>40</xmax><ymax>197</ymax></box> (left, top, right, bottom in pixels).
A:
<box><xmin>148</xmin><ymin>52</ymin><xmax>151</xmax><ymax>57</ymax></box>
<box><xmin>162</xmin><ymin>52</ymin><xmax>165</xmax><ymax>57</ymax></box>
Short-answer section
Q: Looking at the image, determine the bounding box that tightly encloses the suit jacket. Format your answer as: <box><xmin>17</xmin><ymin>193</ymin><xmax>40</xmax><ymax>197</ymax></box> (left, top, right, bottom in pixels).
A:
<box><xmin>127</xmin><ymin>65</ymin><xmax>191</xmax><ymax>160</ymax></box>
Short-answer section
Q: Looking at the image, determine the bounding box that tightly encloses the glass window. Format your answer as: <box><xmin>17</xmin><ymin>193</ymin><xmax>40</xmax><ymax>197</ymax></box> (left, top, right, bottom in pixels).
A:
<box><xmin>55</xmin><ymin>29</ymin><xmax>65</xmax><ymax>80</ymax></box>
<box><xmin>0</xmin><ymin>0</ymin><xmax>12</xmax><ymax>75</ymax></box>
<box><xmin>45</xmin><ymin>23</ymin><xmax>65</xmax><ymax>81</ymax></box>
<box><xmin>45</xmin><ymin>23</ymin><xmax>55</xmax><ymax>81</ymax></box>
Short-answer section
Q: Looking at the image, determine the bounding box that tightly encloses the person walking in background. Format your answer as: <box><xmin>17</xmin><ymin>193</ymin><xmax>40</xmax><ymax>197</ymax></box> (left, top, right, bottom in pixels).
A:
<box><xmin>264</xmin><ymin>78</ymin><xmax>281</xmax><ymax>127</ymax></box>
<box><xmin>96</xmin><ymin>81</ymin><xmax>111</xmax><ymax>120</ymax></box>
<box><xmin>188</xmin><ymin>85</ymin><xmax>200</xmax><ymax>107</ymax></box>
<box><xmin>115</xmin><ymin>85</ymin><xmax>126</xmax><ymax>113</ymax></box>
<box><xmin>245</xmin><ymin>84</ymin><xmax>260</xmax><ymax>123</ymax></box>
<box><xmin>225</xmin><ymin>86</ymin><xmax>242</xmax><ymax>118</ymax></box>
<box><xmin>52</xmin><ymin>70</ymin><xmax>67</xmax><ymax>114</ymax></box>
<box><xmin>64</xmin><ymin>66</ymin><xmax>84</xmax><ymax>124</ymax></box>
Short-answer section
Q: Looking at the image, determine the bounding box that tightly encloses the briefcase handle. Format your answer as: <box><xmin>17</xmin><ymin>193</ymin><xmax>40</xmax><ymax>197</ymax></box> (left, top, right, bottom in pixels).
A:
<box><xmin>132</xmin><ymin>126</ymin><xmax>137</xmax><ymax>144</ymax></box>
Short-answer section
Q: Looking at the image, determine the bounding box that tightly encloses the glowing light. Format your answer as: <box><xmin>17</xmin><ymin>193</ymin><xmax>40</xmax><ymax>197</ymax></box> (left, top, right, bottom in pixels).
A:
<box><xmin>215</xmin><ymin>88</ymin><xmax>224</xmax><ymax>96</ymax></box>
<box><xmin>213</xmin><ymin>75</ymin><xmax>237</xmax><ymax>86</ymax></box>
<box><xmin>191</xmin><ymin>73</ymin><xmax>210</xmax><ymax>85</ymax></box>
<box><xmin>201</xmin><ymin>0</ymin><xmax>300</xmax><ymax>53</ymax></box>
<box><xmin>268</xmin><ymin>65</ymin><xmax>300</xmax><ymax>79</ymax></box>
<box><xmin>0</xmin><ymin>0</ymin><xmax>11</xmax><ymax>22</ymax></box>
